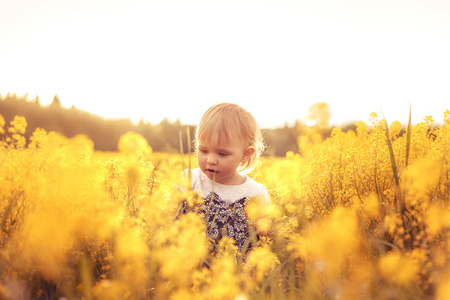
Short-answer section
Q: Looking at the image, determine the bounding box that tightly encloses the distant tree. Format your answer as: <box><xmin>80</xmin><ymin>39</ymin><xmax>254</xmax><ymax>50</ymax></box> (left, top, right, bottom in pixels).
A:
<box><xmin>32</xmin><ymin>95</ymin><xmax>41</xmax><ymax>105</ymax></box>
<box><xmin>50</xmin><ymin>95</ymin><xmax>62</xmax><ymax>107</ymax></box>
<box><xmin>1</xmin><ymin>93</ymin><xmax>337</xmax><ymax>156</ymax></box>
<box><xmin>263</xmin><ymin>124</ymin><xmax>299</xmax><ymax>156</ymax></box>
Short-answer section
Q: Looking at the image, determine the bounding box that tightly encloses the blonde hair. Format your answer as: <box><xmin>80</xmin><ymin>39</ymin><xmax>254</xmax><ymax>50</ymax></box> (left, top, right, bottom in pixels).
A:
<box><xmin>195</xmin><ymin>103</ymin><xmax>265</xmax><ymax>174</ymax></box>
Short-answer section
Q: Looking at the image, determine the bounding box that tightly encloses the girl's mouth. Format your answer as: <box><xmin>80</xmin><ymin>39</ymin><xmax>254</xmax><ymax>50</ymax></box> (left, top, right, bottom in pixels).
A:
<box><xmin>206</xmin><ymin>169</ymin><xmax>217</xmax><ymax>174</ymax></box>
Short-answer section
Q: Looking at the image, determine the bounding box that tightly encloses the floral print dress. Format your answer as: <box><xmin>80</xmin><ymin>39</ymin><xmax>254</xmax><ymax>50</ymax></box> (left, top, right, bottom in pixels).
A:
<box><xmin>183</xmin><ymin>168</ymin><xmax>270</xmax><ymax>252</ymax></box>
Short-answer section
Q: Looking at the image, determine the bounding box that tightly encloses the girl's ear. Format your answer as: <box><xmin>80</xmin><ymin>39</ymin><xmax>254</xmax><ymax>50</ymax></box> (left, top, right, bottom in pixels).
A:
<box><xmin>242</xmin><ymin>146</ymin><xmax>256</xmax><ymax>161</ymax></box>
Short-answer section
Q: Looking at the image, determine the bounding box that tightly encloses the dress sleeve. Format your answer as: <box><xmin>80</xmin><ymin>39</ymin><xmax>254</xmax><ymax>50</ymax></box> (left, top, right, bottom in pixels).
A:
<box><xmin>177</xmin><ymin>168</ymin><xmax>201</xmax><ymax>193</ymax></box>
<box><xmin>175</xmin><ymin>169</ymin><xmax>190</xmax><ymax>193</ymax></box>
<box><xmin>259</xmin><ymin>184</ymin><xmax>271</xmax><ymax>205</ymax></box>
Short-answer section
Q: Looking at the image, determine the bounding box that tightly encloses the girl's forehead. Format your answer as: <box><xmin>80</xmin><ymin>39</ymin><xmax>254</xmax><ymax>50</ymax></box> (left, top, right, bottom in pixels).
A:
<box><xmin>199</xmin><ymin>131</ymin><xmax>226</xmax><ymax>144</ymax></box>
<box><xmin>198</xmin><ymin>137</ymin><xmax>245</xmax><ymax>149</ymax></box>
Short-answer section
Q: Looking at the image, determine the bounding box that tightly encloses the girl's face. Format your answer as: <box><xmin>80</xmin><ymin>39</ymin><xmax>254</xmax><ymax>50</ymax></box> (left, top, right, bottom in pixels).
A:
<box><xmin>197</xmin><ymin>138</ymin><xmax>253</xmax><ymax>185</ymax></box>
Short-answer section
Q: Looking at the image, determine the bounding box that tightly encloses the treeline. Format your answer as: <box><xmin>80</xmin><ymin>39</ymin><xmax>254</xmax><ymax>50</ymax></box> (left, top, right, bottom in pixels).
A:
<box><xmin>1</xmin><ymin>93</ymin><xmax>317</xmax><ymax>156</ymax></box>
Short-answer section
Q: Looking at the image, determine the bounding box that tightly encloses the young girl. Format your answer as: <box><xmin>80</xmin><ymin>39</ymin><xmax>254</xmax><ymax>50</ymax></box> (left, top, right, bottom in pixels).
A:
<box><xmin>181</xmin><ymin>103</ymin><xmax>271</xmax><ymax>253</ymax></box>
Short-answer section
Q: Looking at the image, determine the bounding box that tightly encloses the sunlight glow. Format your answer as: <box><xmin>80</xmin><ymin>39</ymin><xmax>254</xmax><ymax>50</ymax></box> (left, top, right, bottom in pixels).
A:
<box><xmin>1</xmin><ymin>0</ymin><xmax>449</xmax><ymax>128</ymax></box>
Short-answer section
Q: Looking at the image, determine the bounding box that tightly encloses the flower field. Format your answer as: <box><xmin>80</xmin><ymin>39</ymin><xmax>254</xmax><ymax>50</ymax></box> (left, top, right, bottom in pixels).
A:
<box><xmin>1</xmin><ymin>111</ymin><xmax>450</xmax><ymax>299</ymax></box>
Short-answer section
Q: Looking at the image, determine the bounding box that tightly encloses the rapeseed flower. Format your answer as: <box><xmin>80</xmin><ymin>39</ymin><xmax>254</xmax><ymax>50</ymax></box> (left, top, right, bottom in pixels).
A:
<box><xmin>209</xmin><ymin>251</ymin><xmax>240</xmax><ymax>298</ymax></box>
<box><xmin>404</xmin><ymin>156</ymin><xmax>440</xmax><ymax>200</ymax></box>
<box><xmin>379</xmin><ymin>251</ymin><xmax>420</xmax><ymax>285</ymax></box>
<box><xmin>425</xmin><ymin>204</ymin><xmax>450</xmax><ymax>236</ymax></box>
<box><xmin>307</xmin><ymin>207</ymin><xmax>361</xmax><ymax>277</ymax></box>
<box><xmin>0</xmin><ymin>114</ymin><xmax>5</xmax><ymax>135</ymax></box>
<box><xmin>245</xmin><ymin>244</ymin><xmax>280</xmax><ymax>283</ymax></box>
<box><xmin>118</xmin><ymin>131</ymin><xmax>152</xmax><ymax>157</ymax></box>
<box><xmin>436</xmin><ymin>274</ymin><xmax>450</xmax><ymax>300</ymax></box>
<box><xmin>1</xmin><ymin>112</ymin><xmax>450</xmax><ymax>299</ymax></box>
<box><xmin>362</xmin><ymin>193</ymin><xmax>380</xmax><ymax>218</ymax></box>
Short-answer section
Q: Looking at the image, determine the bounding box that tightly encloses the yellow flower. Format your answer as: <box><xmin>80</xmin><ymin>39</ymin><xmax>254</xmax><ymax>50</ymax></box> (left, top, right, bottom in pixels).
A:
<box><xmin>0</xmin><ymin>114</ymin><xmax>5</xmax><ymax>135</ymax></box>
<box><xmin>287</xmin><ymin>235</ymin><xmax>309</xmax><ymax>259</ymax></box>
<box><xmin>245</xmin><ymin>195</ymin><xmax>271</xmax><ymax>221</ymax></box>
<box><xmin>245</xmin><ymin>195</ymin><xmax>280</xmax><ymax>236</ymax></box>
<box><xmin>378</xmin><ymin>251</ymin><xmax>420</xmax><ymax>285</ymax></box>
<box><xmin>436</xmin><ymin>274</ymin><xmax>450</xmax><ymax>300</ymax></box>
<box><xmin>363</xmin><ymin>193</ymin><xmax>380</xmax><ymax>218</ymax></box>
<box><xmin>209</xmin><ymin>254</ymin><xmax>240</xmax><ymax>299</ymax></box>
<box><xmin>92</xmin><ymin>280</ymin><xmax>129</xmax><ymax>300</ymax></box>
<box><xmin>285</xmin><ymin>151</ymin><xmax>295</xmax><ymax>159</ymax></box>
<box><xmin>384</xmin><ymin>214</ymin><xmax>402</xmax><ymax>235</ymax></box>
<box><xmin>424</xmin><ymin>115</ymin><xmax>434</xmax><ymax>127</ymax></box>
<box><xmin>306</xmin><ymin>207</ymin><xmax>362</xmax><ymax>278</ymax></box>
<box><xmin>404</xmin><ymin>156</ymin><xmax>440</xmax><ymax>200</ymax></box>
<box><xmin>444</xmin><ymin>109</ymin><xmax>450</xmax><ymax>124</ymax></box>
<box><xmin>118</xmin><ymin>131</ymin><xmax>152</xmax><ymax>156</ymax></box>
<box><xmin>389</xmin><ymin>121</ymin><xmax>402</xmax><ymax>139</ymax></box>
<box><xmin>157</xmin><ymin>213</ymin><xmax>207</xmax><ymax>286</ymax></box>
<box><xmin>8</xmin><ymin>115</ymin><xmax>27</xmax><ymax>135</ymax></box>
<box><xmin>2</xmin><ymin>110</ymin><xmax>450</xmax><ymax>299</ymax></box>
<box><xmin>425</xmin><ymin>204</ymin><xmax>450</xmax><ymax>236</ymax></box>
<box><xmin>245</xmin><ymin>245</ymin><xmax>280</xmax><ymax>283</ymax></box>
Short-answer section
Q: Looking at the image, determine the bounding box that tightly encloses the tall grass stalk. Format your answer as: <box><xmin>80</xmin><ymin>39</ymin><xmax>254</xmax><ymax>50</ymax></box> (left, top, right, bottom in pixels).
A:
<box><xmin>405</xmin><ymin>105</ymin><xmax>412</xmax><ymax>168</ymax></box>
<box><xmin>186</xmin><ymin>126</ymin><xmax>192</xmax><ymax>185</ymax></box>
<box><xmin>403</xmin><ymin>106</ymin><xmax>412</xmax><ymax>204</ymax></box>
<box><xmin>383</xmin><ymin>117</ymin><xmax>405</xmax><ymax>216</ymax></box>
<box><xmin>179</xmin><ymin>130</ymin><xmax>186</xmax><ymax>172</ymax></box>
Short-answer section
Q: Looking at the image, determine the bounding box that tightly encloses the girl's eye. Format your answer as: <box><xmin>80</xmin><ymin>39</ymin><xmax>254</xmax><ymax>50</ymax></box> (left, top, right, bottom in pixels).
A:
<box><xmin>219</xmin><ymin>152</ymin><xmax>228</xmax><ymax>157</ymax></box>
<box><xmin>200</xmin><ymin>150</ymin><xmax>208</xmax><ymax>154</ymax></box>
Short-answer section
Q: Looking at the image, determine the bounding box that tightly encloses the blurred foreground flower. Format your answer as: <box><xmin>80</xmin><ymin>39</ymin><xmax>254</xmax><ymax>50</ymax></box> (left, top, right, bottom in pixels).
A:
<box><xmin>118</xmin><ymin>131</ymin><xmax>152</xmax><ymax>156</ymax></box>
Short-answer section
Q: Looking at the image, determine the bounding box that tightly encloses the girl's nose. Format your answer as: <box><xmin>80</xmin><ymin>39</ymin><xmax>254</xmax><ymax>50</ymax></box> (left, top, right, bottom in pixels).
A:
<box><xmin>207</xmin><ymin>154</ymin><xmax>217</xmax><ymax>164</ymax></box>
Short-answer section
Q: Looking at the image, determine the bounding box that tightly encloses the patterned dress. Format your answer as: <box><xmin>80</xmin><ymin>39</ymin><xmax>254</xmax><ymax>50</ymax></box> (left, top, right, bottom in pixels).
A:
<box><xmin>183</xmin><ymin>168</ymin><xmax>270</xmax><ymax>252</ymax></box>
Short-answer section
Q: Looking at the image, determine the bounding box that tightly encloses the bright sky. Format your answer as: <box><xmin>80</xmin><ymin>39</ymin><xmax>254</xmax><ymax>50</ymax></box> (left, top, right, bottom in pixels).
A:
<box><xmin>1</xmin><ymin>0</ymin><xmax>449</xmax><ymax>128</ymax></box>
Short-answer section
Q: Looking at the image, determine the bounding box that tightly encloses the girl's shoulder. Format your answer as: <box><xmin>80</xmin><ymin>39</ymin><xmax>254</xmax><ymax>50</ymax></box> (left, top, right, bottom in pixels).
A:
<box><xmin>180</xmin><ymin>168</ymin><xmax>204</xmax><ymax>192</ymax></box>
<box><xmin>243</xmin><ymin>176</ymin><xmax>270</xmax><ymax>204</ymax></box>
<box><xmin>181</xmin><ymin>168</ymin><xmax>202</xmax><ymax>184</ymax></box>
